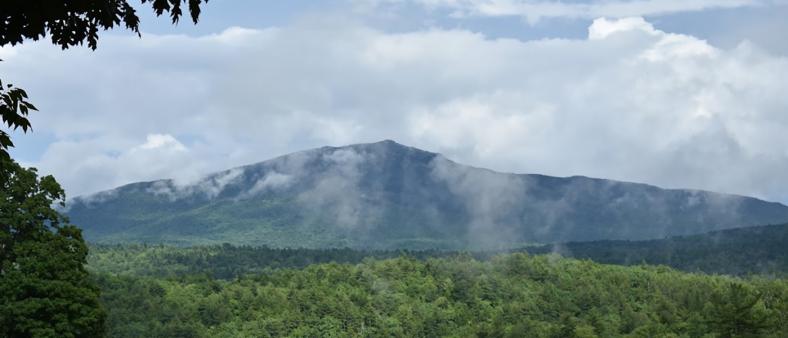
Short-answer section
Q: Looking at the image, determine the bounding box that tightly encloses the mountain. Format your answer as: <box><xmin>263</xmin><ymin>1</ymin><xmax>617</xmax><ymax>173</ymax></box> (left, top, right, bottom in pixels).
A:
<box><xmin>66</xmin><ymin>140</ymin><xmax>788</xmax><ymax>249</ymax></box>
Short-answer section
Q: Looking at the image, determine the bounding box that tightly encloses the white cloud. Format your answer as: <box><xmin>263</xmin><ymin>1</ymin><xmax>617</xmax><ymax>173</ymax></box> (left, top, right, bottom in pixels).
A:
<box><xmin>136</xmin><ymin>134</ymin><xmax>187</xmax><ymax>151</ymax></box>
<box><xmin>588</xmin><ymin>17</ymin><xmax>656</xmax><ymax>40</ymax></box>
<box><xmin>245</xmin><ymin>171</ymin><xmax>293</xmax><ymax>196</ymax></box>
<box><xmin>2</xmin><ymin>16</ymin><xmax>788</xmax><ymax>204</ymax></box>
<box><xmin>29</xmin><ymin>133</ymin><xmax>209</xmax><ymax>196</ymax></box>
<box><xmin>359</xmin><ymin>0</ymin><xmax>767</xmax><ymax>23</ymax></box>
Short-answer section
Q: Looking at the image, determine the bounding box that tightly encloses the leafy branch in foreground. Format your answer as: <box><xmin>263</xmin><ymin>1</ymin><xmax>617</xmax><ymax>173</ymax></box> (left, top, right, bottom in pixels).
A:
<box><xmin>1</xmin><ymin>0</ymin><xmax>207</xmax><ymax>50</ymax></box>
<box><xmin>0</xmin><ymin>69</ymin><xmax>37</xmax><ymax>158</ymax></box>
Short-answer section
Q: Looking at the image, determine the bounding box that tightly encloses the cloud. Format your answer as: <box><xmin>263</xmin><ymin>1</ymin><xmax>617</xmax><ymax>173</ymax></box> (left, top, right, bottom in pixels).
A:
<box><xmin>588</xmin><ymin>16</ymin><xmax>656</xmax><ymax>40</ymax></box>
<box><xmin>136</xmin><ymin>134</ymin><xmax>187</xmax><ymax>151</ymax></box>
<box><xmin>296</xmin><ymin>148</ymin><xmax>372</xmax><ymax>229</ymax></box>
<box><xmin>429</xmin><ymin>155</ymin><xmax>530</xmax><ymax>248</ymax></box>
<box><xmin>195</xmin><ymin>168</ymin><xmax>246</xmax><ymax>199</ymax></box>
<box><xmin>358</xmin><ymin>0</ymin><xmax>767</xmax><ymax>23</ymax></box>
<box><xmin>2</xmin><ymin>16</ymin><xmax>788</xmax><ymax>205</ymax></box>
<box><xmin>245</xmin><ymin>171</ymin><xmax>293</xmax><ymax>197</ymax></box>
<box><xmin>26</xmin><ymin>133</ymin><xmax>210</xmax><ymax>197</ymax></box>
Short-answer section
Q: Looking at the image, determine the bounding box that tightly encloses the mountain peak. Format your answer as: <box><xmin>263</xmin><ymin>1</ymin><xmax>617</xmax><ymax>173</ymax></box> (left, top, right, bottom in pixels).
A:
<box><xmin>337</xmin><ymin>139</ymin><xmax>428</xmax><ymax>153</ymax></box>
<box><xmin>298</xmin><ymin>140</ymin><xmax>438</xmax><ymax>167</ymax></box>
<box><xmin>374</xmin><ymin>139</ymin><xmax>400</xmax><ymax>146</ymax></box>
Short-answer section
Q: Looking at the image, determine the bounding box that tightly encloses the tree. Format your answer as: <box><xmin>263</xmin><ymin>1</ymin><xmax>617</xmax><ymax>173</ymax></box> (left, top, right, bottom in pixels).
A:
<box><xmin>0</xmin><ymin>0</ymin><xmax>207</xmax><ymax>157</ymax></box>
<box><xmin>706</xmin><ymin>282</ymin><xmax>772</xmax><ymax>338</ymax></box>
<box><xmin>0</xmin><ymin>155</ymin><xmax>105</xmax><ymax>337</ymax></box>
<box><xmin>1</xmin><ymin>4</ymin><xmax>208</xmax><ymax>336</ymax></box>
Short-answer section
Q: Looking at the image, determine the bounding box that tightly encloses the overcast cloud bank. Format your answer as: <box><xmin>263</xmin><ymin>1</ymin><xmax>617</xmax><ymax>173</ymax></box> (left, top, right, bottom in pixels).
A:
<box><xmin>1</xmin><ymin>16</ymin><xmax>787</xmax><ymax>203</ymax></box>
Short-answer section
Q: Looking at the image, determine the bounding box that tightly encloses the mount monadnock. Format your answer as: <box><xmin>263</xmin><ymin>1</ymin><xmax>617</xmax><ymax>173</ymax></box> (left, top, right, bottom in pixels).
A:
<box><xmin>67</xmin><ymin>140</ymin><xmax>788</xmax><ymax>249</ymax></box>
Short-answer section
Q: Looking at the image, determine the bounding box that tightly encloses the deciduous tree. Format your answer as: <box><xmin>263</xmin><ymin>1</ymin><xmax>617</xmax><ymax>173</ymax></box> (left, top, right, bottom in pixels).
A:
<box><xmin>0</xmin><ymin>156</ymin><xmax>105</xmax><ymax>337</ymax></box>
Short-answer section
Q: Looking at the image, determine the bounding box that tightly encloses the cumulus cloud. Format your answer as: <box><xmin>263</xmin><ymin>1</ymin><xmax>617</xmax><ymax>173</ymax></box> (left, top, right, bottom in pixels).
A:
<box><xmin>2</xmin><ymin>16</ymin><xmax>788</xmax><ymax>204</ymax></box>
<box><xmin>24</xmin><ymin>132</ymin><xmax>209</xmax><ymax>196</ymax></box>
<box><xmin>358</xmin><ymin>0</ymin><xmax>767</xmax><ymax>23</ymax></box>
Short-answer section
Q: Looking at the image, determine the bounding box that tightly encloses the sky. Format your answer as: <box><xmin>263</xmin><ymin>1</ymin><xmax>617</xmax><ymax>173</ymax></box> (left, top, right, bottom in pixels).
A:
<box><xmin>2</xmin><ymin>0</ymin><xmax>788</xmax><ymax>203</ymax></box>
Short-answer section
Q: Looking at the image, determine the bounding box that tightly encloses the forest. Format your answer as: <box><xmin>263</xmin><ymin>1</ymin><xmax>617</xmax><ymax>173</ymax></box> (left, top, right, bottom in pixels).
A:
<box><xmin>85</xmin><ymin>225</ymin><xmax>788</xmax><ymax>337</ymax></box>
<box><xmin>88</xmin><ymin>223</ymin><xmax>788</xmax><ymax>280</ymax></box>
<box><xmin>93</xmin><ymin>253</ymin><xmax>787</xmax><ymax>337</ymax></box>
<box><xmin>527</xmin><ymin>223</ymin><xmax>788</xmax><ymax>277</ymax></box>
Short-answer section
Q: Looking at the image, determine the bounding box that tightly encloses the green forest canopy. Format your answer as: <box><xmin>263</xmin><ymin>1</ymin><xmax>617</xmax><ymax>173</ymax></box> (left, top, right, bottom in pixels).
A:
<box><xmin>88</xmin><ymin>223</ymin><xmax>788</xmax><ymax>280</ymax></box>
<box><xmin>95</xmin><ymin>253</ymin><xmax>788</xmax><ymax>337</ymax></box>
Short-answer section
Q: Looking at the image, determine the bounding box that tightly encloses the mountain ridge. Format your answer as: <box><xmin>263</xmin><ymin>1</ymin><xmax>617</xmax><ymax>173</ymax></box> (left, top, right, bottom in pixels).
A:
<box><xmin>67</xmin><ymin>140</ymin><xmax>788</xmax><ymax>249</ymax></box>
<box><xmin>78</xmin><ymin>139</ymin><xmax>780</xmax><ymax>205</ymax></box>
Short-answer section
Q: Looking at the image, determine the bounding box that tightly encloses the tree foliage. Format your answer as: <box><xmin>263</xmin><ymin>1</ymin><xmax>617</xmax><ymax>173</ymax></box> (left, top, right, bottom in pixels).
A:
<box><xmin>1</xmin><ymin>0</ymin><xmax>207</xmax><ymax>50</ymax></box>
<box><xmin>0</xmin><ymin>156</ymin><xmax>105</xmax><ymax>338</ymax></box>
<box><xmin>87</xmin><ymin>223</ymin><xmax>788</xmax><ymax>281</ymax></box>
<box><xmin>0</xmin><ymin>77</ymin><xmax>36</xmax><ymax>156</ymax></box>
<box><xmin>0</xmin><ymin>3</ymin><xmax>209</xmax><ymax>336</ymax></box>
<box><xmin>93</xmin><ymin>253</ymin><xmax>788</xmax><ymax>337</ymax></box>
<box><xmin>527</xmin><ymin>223</ymin><xmax>788</xmax><ymax>277</ymax></box>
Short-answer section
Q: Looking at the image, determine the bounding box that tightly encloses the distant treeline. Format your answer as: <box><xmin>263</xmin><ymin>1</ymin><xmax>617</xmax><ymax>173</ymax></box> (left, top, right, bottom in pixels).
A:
<box><xmin>89</xmin><ymin>223</ymin><xmax>787</xmax><ymax>279</ymax></box>
<box><xmin>528</xmin><ymin>223</ymin><xmax>788</xmax><ymax>277</ymax></box>
<box><xmin>88</xmin><ymin>244</ymin><xmax>460</xmax><ymax>279</ymax></box>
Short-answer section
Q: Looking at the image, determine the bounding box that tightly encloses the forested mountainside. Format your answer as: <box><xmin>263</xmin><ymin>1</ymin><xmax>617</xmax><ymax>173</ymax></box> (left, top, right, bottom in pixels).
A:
<box><xmin>95</xmin><ymin>254</ymin><xmax>787</xmax><ymax>337</ymax></box>
<box><xmin>68</xmin><ymin>141</ymin><xmax>788</xmax><ymax>250</ymax></box>
<box><xmin>529</xmin><ymin>223</ymin><xmax>788</xmax><ymax>276</ymax></box>
<box><xmin>88</xmin><ymin>223</ymin><xmax>788</xmax><ymax>279</ymax></box>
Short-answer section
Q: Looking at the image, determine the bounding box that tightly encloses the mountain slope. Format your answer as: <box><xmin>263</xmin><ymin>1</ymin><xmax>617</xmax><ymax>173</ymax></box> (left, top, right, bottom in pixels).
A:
<box><xmin>528</xmin><ymin>223</ymin><xmax>788</xmax><ymax>276</ymax></box>
<box><xmin>67</xmin><ymin>140</ymin><xmax>788</xmax><ymax>249</ymax></box>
